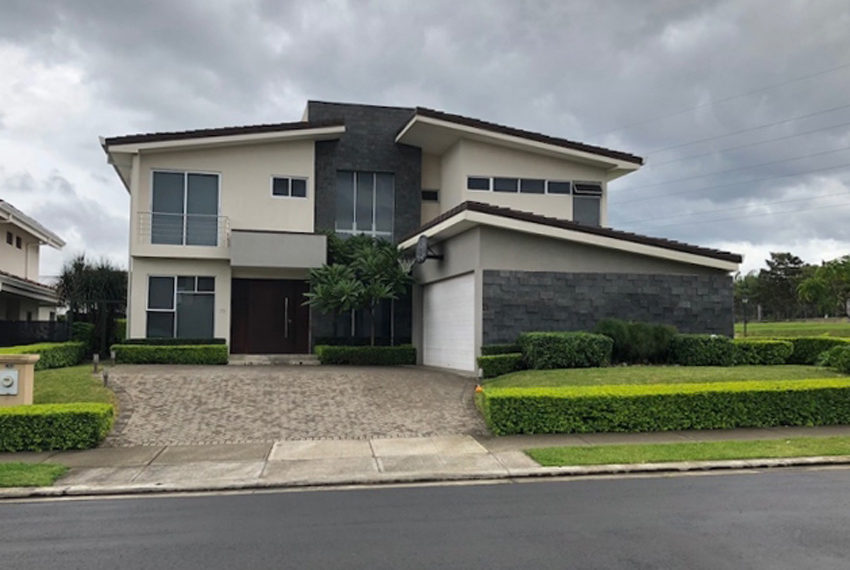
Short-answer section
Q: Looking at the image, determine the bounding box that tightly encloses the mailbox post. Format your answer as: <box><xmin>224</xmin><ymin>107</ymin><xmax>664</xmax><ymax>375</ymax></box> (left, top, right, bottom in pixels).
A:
<box><xmin>0</xmin><ymin>354</ymin><xmax>40</xmax><ymax>407</ymax></box>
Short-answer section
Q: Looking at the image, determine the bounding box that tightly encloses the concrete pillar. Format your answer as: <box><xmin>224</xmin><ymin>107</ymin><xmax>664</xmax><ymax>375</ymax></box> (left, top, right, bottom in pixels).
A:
<box><xmin>0</xmin><ymin>354</ymin><xmax>40</xmax><ymax>407</ymax></box>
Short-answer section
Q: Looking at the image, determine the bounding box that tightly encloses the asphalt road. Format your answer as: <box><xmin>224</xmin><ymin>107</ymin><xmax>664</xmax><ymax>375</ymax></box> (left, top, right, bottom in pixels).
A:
<box><xmin>3</xmin><ymin>468</ymin><xmax>850</xmax><ymax>569</ymax></box>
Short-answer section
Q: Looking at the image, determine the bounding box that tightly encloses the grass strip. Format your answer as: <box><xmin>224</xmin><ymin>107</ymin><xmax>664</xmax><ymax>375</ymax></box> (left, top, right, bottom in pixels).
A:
<box><xmin>0</xmin><ymin>463</ymin><xmax>68</xmax><ymax>487</ymax></box>
<box><xmin>33</xmin><ymin>364</ymin><xmax>115</xmax><ymax>406</ymax></box>
<box><xmin>526</xmin><ymin>436</ymin><xmax>850</xmax><ymax>466</ymax></box>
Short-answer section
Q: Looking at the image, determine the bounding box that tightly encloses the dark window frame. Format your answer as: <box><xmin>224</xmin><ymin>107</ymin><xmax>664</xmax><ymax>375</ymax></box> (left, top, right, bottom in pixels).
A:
<box><xmin>146</xmin><ymin>275</ymin><xmax>216</xmax><ymax>338</ymax></box>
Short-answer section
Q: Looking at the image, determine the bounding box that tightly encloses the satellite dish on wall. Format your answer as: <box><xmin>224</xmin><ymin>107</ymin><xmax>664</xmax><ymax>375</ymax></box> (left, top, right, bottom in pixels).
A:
<box><xmin>414</xmin><ymin>235</ymin><xmax>443</xmax><ymax>264</ymax></box>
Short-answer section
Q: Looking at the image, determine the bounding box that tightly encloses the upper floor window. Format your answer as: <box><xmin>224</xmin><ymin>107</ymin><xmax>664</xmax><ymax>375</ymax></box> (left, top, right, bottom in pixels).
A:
<box><xmin>5</xmin><ymin>232</ymin><xmax>11</xmax><ymax>245</ymax></box>
<box><xmin>467</xmin><ymin>176</ymin><xmax>578</xmax><ymax>196</ymax></box>
<box><xmin>272</xmin><ymin>176</ymin><xmax>308</xmax><ymax>198</ymax></box>
<box><xmin>573</xmin><ymin>182</ymin><xmax>602</xmax><ymax>226</ymax></box>
<box><xmin>335</xmin><ymin>171</ymin><xmax>394</xmax><ymax>238</ymax></box>
<box><xmin>151</xmin><ymin>171</ymin><xmax>219</xmax><ymax>246</ymax></box>
<box><xmin>15</xmin><ymin>236</ymin><xmax>21</xmax><ymax>249</ymax></box>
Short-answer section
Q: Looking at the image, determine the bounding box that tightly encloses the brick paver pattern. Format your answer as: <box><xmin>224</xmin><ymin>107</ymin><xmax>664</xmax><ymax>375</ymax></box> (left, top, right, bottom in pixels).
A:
<box><xmin>104</xmin><ymin>365</ymin><xmax>487</xmax><ymax>447</ymax></box>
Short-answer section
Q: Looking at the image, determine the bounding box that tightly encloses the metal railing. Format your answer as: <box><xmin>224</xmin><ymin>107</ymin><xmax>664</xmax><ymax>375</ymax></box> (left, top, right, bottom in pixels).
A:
<box><xmin>138</xmin><ymin>212</ymin><xmax>230</xmax><ymax>247</ymax></box>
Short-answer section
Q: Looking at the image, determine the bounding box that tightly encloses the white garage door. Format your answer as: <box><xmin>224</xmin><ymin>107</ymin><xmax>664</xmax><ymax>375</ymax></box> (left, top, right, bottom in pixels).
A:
<box><xmin>423</xmin><ymin>273</ymin><xmax>476</xmax><ymax>371</ymax></box>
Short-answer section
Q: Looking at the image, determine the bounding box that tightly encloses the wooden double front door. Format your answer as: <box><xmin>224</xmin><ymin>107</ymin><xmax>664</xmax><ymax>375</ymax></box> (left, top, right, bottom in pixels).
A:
<box><xmin>230</xmin><ymin>279</ymin><xmax>310</xmax><ymax>354</ymax></box>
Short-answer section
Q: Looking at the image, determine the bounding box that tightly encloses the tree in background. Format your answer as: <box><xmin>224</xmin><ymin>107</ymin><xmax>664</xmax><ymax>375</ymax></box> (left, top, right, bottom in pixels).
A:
<box><xmin>798</xmin><ymin>255</ymin><xmax>850</xmax><ymax>318</ymax></box>
<box><xmin>758</xmin><ymin>252</ymin><xmax>808</xmax><ymax>320</ymax></box>
<box><xmin>305</xmin><ymin>234</ymin><xmax>412</xmax><ymax>346</ymax></box>
<box><xmin>57</xmin><ymin>254</ymin><xmax>127</xmax><ymax>355</ymax></box>
<box><xmin>733</xmin><ymin>271</ymin><xmax>761</xmax><ymax>321</ymax></box>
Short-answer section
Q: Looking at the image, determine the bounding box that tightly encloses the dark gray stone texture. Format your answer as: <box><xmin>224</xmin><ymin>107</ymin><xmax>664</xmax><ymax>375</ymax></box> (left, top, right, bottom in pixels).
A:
<box><xmin>482</xmin><ymin>270</ymin><xmax>734</xmax><ymax>343</ymax></box>
<box><xmin>308</xmin><ymin>101</ymin><xmax>420</xmax><ymax>343</ymax></box>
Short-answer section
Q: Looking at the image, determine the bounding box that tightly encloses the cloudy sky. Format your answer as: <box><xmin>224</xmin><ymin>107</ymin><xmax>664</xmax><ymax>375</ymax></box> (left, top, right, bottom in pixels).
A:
<box><xmin>2</xmin><ymin>0</ymin><xmax>849</xmax><ymax>278</ymax></box>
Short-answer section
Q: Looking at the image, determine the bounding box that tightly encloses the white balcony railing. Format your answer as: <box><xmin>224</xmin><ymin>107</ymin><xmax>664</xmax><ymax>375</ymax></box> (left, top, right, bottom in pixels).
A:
<box><xmin>138</xmin><ymin>212</ymin><xmax>230</xmax><ymax>247</ymax></box>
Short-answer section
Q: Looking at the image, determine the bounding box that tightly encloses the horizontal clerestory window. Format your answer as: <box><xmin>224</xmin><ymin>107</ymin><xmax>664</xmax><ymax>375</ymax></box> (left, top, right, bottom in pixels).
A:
<box><xmin>467</xmin><ymin>176</ymin><xmax>581</xmax><ymax>196</ymax></box>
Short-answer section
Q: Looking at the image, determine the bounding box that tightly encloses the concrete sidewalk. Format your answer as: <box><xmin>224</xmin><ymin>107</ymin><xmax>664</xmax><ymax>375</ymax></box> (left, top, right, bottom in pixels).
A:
<box><xmin>4</xmin><ymin>425</ymin><xmax>850</xmax><ymax>498</ymax></box>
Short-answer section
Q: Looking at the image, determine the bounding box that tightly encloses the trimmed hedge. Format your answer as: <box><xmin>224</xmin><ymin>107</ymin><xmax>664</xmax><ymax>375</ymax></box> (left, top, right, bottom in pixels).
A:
<box><xmin>670</xmin><ymin>334</ymin><xmax>736</xmax><ymax>366</ymax></box>
<box><xmin>114</xmin><ymin>318</ymin><xmax>126</xmax><ymax>343</ymax></box>
<box><xmin>518</xmin><ymin>332</ymin><xmax>612</xmax><ymax>370</ymax></box>
<box><xmin>480</xmin><ymin>344</ymin><xmax>522</xmax><ymax>356</ymax></box>
<box><xmin>71</xmin><ymin>322</ymin><xmax>95</xmax><ymax>353</ymax></box>
<box><xmin>0</xmin><ymin>342</ymin><xmax>87</xmax><ymax>370</ymax></box>
<box><xmin>111</xmin><ymin>344</ymin><xmax>229</xmax><ymax>365</ymax></box>
<box><xmin>0</xmin><ymin>403</ymin><xmax>114</xmax><ymax>452</ymax></box>
<box><xmin>594</xmin><ymin>319</ymin><xmax>677</xmax><ymax>364</ymax></box>
<box><xmin>482</xmin><ymin>379</ymin><xmax>850</xmax><ymax>435</ymax></box>
<box><xmin>477</xmin><ymin>353</ymin><xmax>524</xmax><ymax>379</ymax></box>
<box><xmin>781</xmin><ymin>337</ymin><xmax>850</xmax><ymax>365</ymax></box>
<box><xmin>315</xmin><ymin>345</ymin><xmax>416</xmax><ymax>365</ymax></box>
<box><xmin>121</xmin><ymin>337</ymin><xmax>227</xmax><ymax>346</ymax></box>
<box><xmin>826</xmin><ymin>346</ymin><xmax>850</xmax><ymax>374</ymax></box>
<box><xmin>733</xmin><ymin>339</ymin><xmax>794</xmax><ymax>365</ymax></box>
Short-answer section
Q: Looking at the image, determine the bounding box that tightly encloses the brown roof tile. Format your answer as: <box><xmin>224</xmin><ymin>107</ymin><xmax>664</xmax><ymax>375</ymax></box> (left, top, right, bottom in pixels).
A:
<box><xmin>402</xmin><ymin>201</ymin><xmax>742</xmax><ymax>264</ymax></box>
<box><xmin>103</xmin><ymin>119</ymin><xmax>345</xmax><ymax>146</ymax></box>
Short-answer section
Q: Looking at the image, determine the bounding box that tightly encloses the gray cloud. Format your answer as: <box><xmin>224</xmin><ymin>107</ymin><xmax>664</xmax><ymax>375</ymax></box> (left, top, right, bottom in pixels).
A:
<box><xmin>1</xmin><ymin>0</ymin><xmax>850</xmax><ymax>275</ymax></box>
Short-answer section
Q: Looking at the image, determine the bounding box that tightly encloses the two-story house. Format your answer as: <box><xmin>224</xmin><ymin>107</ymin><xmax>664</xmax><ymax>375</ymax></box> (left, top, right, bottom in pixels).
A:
<box><xmin>102</xmin><ymin>101</ymin><xmax>741</xmax><ymax>372</ymax></box>
<box><xmin>0</xmin><ymin>200</ymin><xmax>65</xmax><ymax>323</ymax></box>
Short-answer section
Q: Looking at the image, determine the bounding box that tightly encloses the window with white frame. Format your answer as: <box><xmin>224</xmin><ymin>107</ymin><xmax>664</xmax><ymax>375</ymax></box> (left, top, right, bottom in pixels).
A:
<box><xmin>466</xmin><ymin>176</ymin><xmax>579</xmax><ymax>195</ymax></box>
<box><xmin>151</xmin><ymin>171</ymin><xmax>219</xmax><ymax>246</ymax></box>
<box><xmin>146</xmin><ymin>275</ymin><xmax>215</xmax><ymax>338</ymax></box>
<box><xmin>335</xmin><ymin>171</ymin><xmax>394</xmax><ymax>238</ymax></box>
<box><xmin>572</xmin><ymin>182</ymin><xmax>603</xmax><ymax>226</ymax></box>
<box><xmin>272</xmin><ymin>176</ymin><xmax>308</xmax><ymax>198</ymax></box>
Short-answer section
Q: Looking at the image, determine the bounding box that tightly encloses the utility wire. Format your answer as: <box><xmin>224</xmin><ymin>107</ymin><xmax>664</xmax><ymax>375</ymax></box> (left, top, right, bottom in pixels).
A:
<box><xmin>617</xmin><ymin>144</ymin><xmax>850</xmax><ymax>191</ymax></box>
<box><xmin>616</xmin><ymin>190</ymin><xmax>850</xmax><ymax>226</ymax></box>
<box><xmin>647</xmin><ymin>119</ymin><xmax>850</xmax><ymax>168</ymax></box>
<box><xmin>588</xmin><ymin>61</ymin><xmax>850</xmax><ymax>138</ymax></box>
<box><xmin>611</xmin><ymin>160</ymin><xmax>850</xmax><ymax>205</ymax></box>
<box><xmin>644</xmin><ymin>102</ymin><xmax>850</xmax><ymax>155</ymax></box>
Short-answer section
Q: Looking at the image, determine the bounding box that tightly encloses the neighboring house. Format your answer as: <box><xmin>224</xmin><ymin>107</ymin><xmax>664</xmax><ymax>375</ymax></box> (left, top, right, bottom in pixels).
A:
<box><xmin>0</xmin><ymin>200</ymin><xmax>65</xmax><ymax>325</ymax></box>
<box><xmin>102</xmin><ymin>100</ymin><xmax>741</xmax><ymax>371</ymax></box>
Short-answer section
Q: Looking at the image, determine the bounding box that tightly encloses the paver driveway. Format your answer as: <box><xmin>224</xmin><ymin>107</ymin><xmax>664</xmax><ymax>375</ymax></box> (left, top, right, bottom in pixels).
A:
<box><xmin>104</xmin><ymin>365</ymin><xmax>487</xmax><ymax>447</ymax></box>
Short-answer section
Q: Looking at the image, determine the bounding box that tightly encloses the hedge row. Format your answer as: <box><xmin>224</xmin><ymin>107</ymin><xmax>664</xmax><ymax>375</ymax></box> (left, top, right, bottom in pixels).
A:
<box><xmin>480</xmin><ymin>344</ymin><xmax>522</xmax><ymax>356</ymax></box>
<box><xmin>732</xmin><ymin>339</ymin><xmax>794</xmax><ymax>365</ymax></box>
<box><xmin>781</xmin><ymin>337</ymin><xmax>850</xmax><ymax>365</ymax></box>
<box><xmin>121</xmin><ymin>338</ymin><xmax>227</xmax><ymax>346</ymax></box>
<box><xmin>0</xmin><ymin>342</ymin><xmax>87</xmax><ymax>370</ymax></box>
<box><xmin>594</xmin><ymin>319</ymin><xmax>677</xmax><ymax>364</ymax></box>
<box><xmin>669</xmin><ymin>335</ymin><xmax>796</xmax><ymax>366</ymax></box>
<box><xmin>477</xmin><ymin>353</ymin><xmax>524</xmax><ymax>379</ymax></box>
<box><xmin>315</xmin><ymin>345</ymin><xmax>416</xmax><ymax>365</ymax></box>
<box><xmin>518</xmin><ymin>332</ymin><xmax>612</xmax><ymax>369</ymax></box>
<box><xmin>111</xmin><ymin>344</ymin><xmax>229</xmax><ymax>365</ymax></box>
<box><xmin>824</xmin><ymin>346</ymin><xmax>850</xmax><ymax>374</ymax></box>
<box><xmin>0</xmin><ymin>403</ymin><xmax>114</xmax><ymax>452</ymax></box>
<box><xmin>482</xmin><ymin>379</ymin><xmax>850</xmax><ymax>435</ymax></box>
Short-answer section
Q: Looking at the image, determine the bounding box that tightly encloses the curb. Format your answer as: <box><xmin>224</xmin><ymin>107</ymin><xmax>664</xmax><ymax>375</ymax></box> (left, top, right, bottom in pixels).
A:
<box><xmin>3</xmin><ymin>454</ymin><xmax>850</xmax><ymax>500</ymax></box>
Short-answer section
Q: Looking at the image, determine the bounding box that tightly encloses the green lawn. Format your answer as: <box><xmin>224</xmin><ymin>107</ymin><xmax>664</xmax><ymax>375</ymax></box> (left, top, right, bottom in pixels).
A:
<box><xmin>484</xmin><ymin>365</ymin><xmax>845</xmax><ymax>388</ymax></box>
<box><xmin>735</xmin><ymin>319</ymin><xmax>850</xmax><ymax>338</ymax></box>
<box><xmin>0</xmin><ymin>463</ymin><xmax>68</xmax><ymax>487</ymax></box>
<box><xmin>33</xmin><ymin>364</ymin><xmax>115</xmax><ymax>406</ymax></box>
<box><xmin>527</xmin><ymin>436</ymin><xmax>850</xmax><ymax>466</ymax></box>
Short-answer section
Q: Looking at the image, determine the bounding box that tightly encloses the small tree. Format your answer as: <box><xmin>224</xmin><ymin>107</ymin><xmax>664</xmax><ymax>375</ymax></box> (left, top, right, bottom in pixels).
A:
<box><xmin>305</xmin><ymin>234</ymin><xmax>412</xmax><ymax>346</ymax></box>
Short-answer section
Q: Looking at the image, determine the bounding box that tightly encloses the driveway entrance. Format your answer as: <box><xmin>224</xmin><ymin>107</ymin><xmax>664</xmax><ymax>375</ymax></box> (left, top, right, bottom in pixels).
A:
<box><xmin>104</xmin><ymin>365</ymin><xmax>486</xmax><ymax>447</ymax></box>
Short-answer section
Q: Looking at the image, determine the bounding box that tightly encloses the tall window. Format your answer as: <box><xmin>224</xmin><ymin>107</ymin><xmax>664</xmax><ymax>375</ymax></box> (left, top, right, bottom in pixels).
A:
<box><xmin>146</xmin><ymin>275</ymin><xmax>215</xmax><ymax>338</ymax></box>
<box><xmin>151</xmin><ymin>171</ymin><xmax>219</xmax><ymax>246</ymax></box>
<box><xmin>572</xmin><ymin>182</ymin><xmax>603</xmax><ymax>226</ymax></box>
<box><xmin>335</xmin><ymin>171</ymin><xmax>394</xmax><ymax>238</ymax></box>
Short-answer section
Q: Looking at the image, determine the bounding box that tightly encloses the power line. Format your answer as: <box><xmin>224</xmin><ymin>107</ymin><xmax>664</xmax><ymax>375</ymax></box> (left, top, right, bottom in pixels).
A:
<box><xmin>647</xmin><ymin>119</ymin><xmax>850</xmax><ymax>168</ymax></box>
<box><xmin>588</xmin><ymin>60</ymin><xmax>850</xmax><ymax>138</ymax></box>
<box><xmin>616</xmin><ymin>190</ymin><xmax>850</xmax><ymax>226</ymax></box>
<box><xmin>623</xmin><ymin>198</ymin><xmax>850</xmax><ymax>231</ymax></box>
<box><xmin>618</xmin><ymin>143</ymin><xmax>850</xmax><ymax>191</ymax></box>
<box><xmin>610</xmin><ymin>160</ymin><xmax>850</xmax><ymax>205</ymax></box>
<box><xmin>645</xmin><ymin>102</ymin><xmax>850</xmax><ymax>155</ymax></box>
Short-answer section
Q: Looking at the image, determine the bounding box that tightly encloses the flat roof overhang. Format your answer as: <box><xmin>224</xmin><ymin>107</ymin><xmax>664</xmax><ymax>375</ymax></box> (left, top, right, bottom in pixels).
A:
<box><xmin>0</xmin><ymin>277</ymin><xmax>60</xmax><ymax>305</ymax></box>
<box><xmin>400</xmin><ymin>203</ymin><xmax>742</xmax><ymax>273</ymax></box>
<box><xmin>395</xmin><ymin>114</ymin><xmax>641</xmax><ymax>181</ymax></box>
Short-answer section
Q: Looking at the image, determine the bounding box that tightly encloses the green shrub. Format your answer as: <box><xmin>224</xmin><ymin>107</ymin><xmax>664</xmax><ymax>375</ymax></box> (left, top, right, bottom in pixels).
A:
<box><xmin>670</xmin><ymin>334</ymin><xmax>736</xmax><ymax>366</ymax></box>
<box><xmin>482</xmin><ymin>379</ymin><xmax>850</xmax><ymax>435</ymax></box>
<box><xmin>120</xmin><ymin>337</ymin><xmax>227</xmax><ymax>346</ymax></box>
<box><xmin>480</xmin><ymin>344</ymin><xmax>522</xmax><ymax>356</ymax></box>
<box><xmin>827</xmin><ymin>346</ymin><xmax>850</xmax><ymax>374</ymax></box>
<box><xmin>594</xmin><ymin>319</ymin><xmax>676</xmax><ymax>364</ymax></box>
<box><xmin>478</xmin><ymin>353</ymin><xmax>524</xmax><ymax>378</ymax></box>
<box><xmin>111</xmin><ymin>344</ymin><xmax>229</xmax><ymax>365</ymax></box>
<box><xmin>0</xmin><ymin>342</ymin><xmax>87</xmax><ymax>370</ymax></box>
<box><xmin>733</xmin><ymin>339</ymin><xmax>793</xmax><ymax>365</ymax></box>
<box><xmin>0</xmin><ymin>403</ymin><xmax>114</xmax><ymax>452</ymax></box>
<box><xmin>314</xmin><ymin>345</ymin><xmax>416</xmax><ymax>365</ymax></box>
<box><xmin>70</xmin><ymin>322</ymin><xmax>95</xmax><ymax>353</ymax></box>
<box><xmin>782</xmin><ymin>337</ymin><xmax>850</xmax><ymax>365</ymax></box>
<box><xmin>114</xmin><ymin>318</ymin><xmax>127</xmax><ymax>343</ymax></box>
<box><xmin>818</xmin><ymin>345</ymin><xmax>850</xmax><ymax>368</ymax></box>
<box><xmin>518</xmin><ymin>332</ymin><xmax>612</xmax><ymax>369</ymax></box>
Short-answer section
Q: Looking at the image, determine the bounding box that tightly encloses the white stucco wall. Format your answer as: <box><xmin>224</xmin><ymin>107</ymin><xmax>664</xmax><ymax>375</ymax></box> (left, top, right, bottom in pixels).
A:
<box><xmin>0</xmin><ymin>230</ymin><xmax>41</xmax><ymax>281</ymax></box>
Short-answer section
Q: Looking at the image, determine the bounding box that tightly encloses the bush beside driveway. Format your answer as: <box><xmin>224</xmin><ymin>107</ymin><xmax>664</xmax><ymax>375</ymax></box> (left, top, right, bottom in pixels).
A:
<box><xmin>104</xmin><ymin>365</ymin><xmax>486</xmax><ymax>447</ymax></box>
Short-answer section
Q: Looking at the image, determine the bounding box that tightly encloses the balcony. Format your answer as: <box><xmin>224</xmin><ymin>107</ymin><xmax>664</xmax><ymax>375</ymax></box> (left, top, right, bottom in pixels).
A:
<box><xmin>138</xmin><ymin>211</ymin><xmax>230</xmax><ymax>247</ymax></box>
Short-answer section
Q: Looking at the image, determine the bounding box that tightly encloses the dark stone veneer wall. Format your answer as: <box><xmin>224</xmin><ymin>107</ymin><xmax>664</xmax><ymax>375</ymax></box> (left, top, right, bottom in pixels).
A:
<box><xmin>308</xmin><ymin>102</ymin><xmax>421</xmax><ymax>343</ymax></box>
<box><xmin>482</xmin><ymin>270</ymin><xmax>734</xmax><ymax>344</ymax></box>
